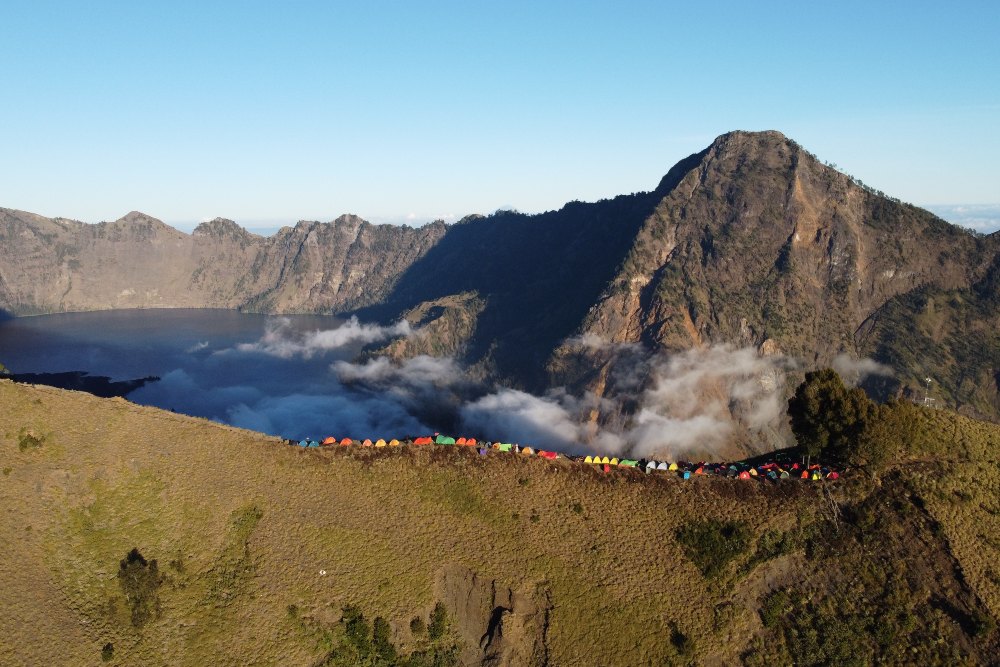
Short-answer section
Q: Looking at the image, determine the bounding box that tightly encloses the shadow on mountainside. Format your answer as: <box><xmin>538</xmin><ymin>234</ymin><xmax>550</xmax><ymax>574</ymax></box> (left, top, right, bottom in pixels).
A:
<box><xmin>354</xmin><ymin>149</ymin><xmax>709</xmax><ymax>390</ymax></box>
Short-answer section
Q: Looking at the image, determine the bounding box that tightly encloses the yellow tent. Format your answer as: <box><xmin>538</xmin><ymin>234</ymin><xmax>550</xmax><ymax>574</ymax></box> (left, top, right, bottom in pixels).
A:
<box><xmin>668</xmin><ymin>462</ymin><xmax>679</xmax><ymax>471</ymax></box>
<box><xmin>388</xmin><ymin>439</ymin><xmax>401</xmax><ymax>446</ymax></box>
<box><xmin>584</xmin><ymin>455</ymin><xmax>594</xmax><ymax>464</ymax></box>
<box><xmin>522</xmin><ymin>447</ymin><xmax>535</xmax><ymax>456</ymax></box>
<box><xmin>375</xmin><ymin>439</ymin><xmax>387</xmax><ymax>447</ymax></box>
<box><xmin>610</xmin><ymin>457</ymin><xmax>619</xmax><ymax>466</ymax></box>
<box><xmin>749</xmin><ymin>468</ymin><xmax>758</xmax><ymax>476</ymax></box>
<box><xmin>601</xmin><ymin>456</ymin><xmax>611</xmax><ymax>465</ymax></box>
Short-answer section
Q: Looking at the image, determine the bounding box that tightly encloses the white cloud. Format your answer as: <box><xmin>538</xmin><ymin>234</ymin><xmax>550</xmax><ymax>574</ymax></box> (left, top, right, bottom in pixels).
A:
<box><xmin>235</xmin><ymin>316</ymin><xmax>411</xmax><ymax>358</ymax></box>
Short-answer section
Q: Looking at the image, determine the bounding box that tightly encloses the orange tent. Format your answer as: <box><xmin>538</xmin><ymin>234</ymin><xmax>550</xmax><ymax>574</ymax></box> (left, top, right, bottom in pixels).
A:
<box><xmin>322</xmin><ymin>436</ymin><xmax>337</xmax><ymax>445</ymax></box>
<box><xmin>362</xmin><ymin>439</ymin><xmax>373</xmax><ymax>447</ymax></box>
<box><xmin>414</xmin><ymin>436</ymin><xmax>433</xmax><ymax>445</ymax></box>
<box><xmin>456</xmin><ymin>437</ymin><xmax>468</xmax><ymax>445</ymax></box>
<box><xmin>339</xmin><ymin>438</ymin><xmax>353</xmax><ymax>446</ymax></box>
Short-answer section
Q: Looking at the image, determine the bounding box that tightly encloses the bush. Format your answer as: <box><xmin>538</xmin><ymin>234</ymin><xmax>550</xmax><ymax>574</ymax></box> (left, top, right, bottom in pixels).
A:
<box><xmin>17</xmin><ymin>427</ymin><xmax>44</xmax><ymax>452</ymax></box>
<box><xmin>676</xmin><ymin>519</ymin><xmax>751</xmax><ymax>579</ymax></box>
<box><xmin>428</xmin><ymin>602</ymin><xmax>448</xmax><ymax>640</ymax></box>
<box><xmin>117</xmin><ymin>548</ymin><xmax>162</xmax><ymax>627</ymax></box>
<box><xmin>101</xmin><ymin>643</ymin><xmax>114</xmax><ymax>661</ymax></box>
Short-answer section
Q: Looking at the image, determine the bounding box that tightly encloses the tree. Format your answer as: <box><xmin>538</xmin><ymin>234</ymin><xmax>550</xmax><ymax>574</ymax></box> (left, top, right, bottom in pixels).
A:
<box><xmin>787</xmin><ymin>369</ymin><xmax>874</xmax><ymax>466</ymax></box>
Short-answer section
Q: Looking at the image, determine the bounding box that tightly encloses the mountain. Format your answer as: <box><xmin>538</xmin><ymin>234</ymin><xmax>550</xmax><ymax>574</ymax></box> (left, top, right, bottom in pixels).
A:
<box><xmin>1</xmin><ymin>131</ymin><xmax>998</xmax><ymax>420</ymax></box>
<box><xmin>2</xmin><ymin>379</ymin><xmax>999</xmax><ymax>665</ymax></box>
<box><xmin>0</xmin><ymin>209</ymin><xmax>445</xmax><ymax>315</ymax></box>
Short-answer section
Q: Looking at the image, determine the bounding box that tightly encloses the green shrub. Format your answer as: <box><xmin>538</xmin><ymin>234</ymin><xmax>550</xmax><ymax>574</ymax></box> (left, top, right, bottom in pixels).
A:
<box><xmin>17</xmin><ymin>427</ymin><xmax>44</xmax><ymax>451</ymax></box>
<box><xmin>676</xmin><ymin>519</ymin><xmax>751</xmax><ymax>579</ymax></box>
<box><xmin>117</xmin><ymin>548</ymin><xmax>162</xmax><ymax>627</ymax></box>
<box><xmin>428</xmin><ymin>602</ymin><xmax>448</xmax><ymax>640</ymax></box>
<box><xmin>101</xmin><ymin>642</ymin><xmax>114</xmax><ymax>661</ymax></box>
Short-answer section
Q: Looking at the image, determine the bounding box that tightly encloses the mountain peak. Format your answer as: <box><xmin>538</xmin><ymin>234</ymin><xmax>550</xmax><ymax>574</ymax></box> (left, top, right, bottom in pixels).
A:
<box><xmin>192</xmin><ymin>217</ymin><xmax>256</xmax><ymax>239</ymax></box>
<box><xmin>116</xmin><ymin>210</ymin><xmax>165</xmax><ymax>225</ymax></box>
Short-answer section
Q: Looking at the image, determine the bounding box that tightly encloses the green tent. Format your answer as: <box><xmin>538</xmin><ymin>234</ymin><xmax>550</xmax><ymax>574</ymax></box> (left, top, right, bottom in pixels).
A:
<box><xmin>498</xmin><ymin>443</ymin><xmax>513</xmax><ymax>452</ymax></box>
<box><xmin>619</xmin><ymin>459</ymin><xmax>638</xmax><ymax>467</ymax></box>
<box><xmin>435</xmin><ymin>435</ymin><xmax>456</xmax><ymax>445</ymax></box>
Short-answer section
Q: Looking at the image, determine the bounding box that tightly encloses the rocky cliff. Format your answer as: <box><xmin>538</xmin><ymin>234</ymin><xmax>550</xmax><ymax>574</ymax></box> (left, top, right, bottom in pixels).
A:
<box><xmin>0</xmin><ymin>209</ymin><xmax>445</xmax><ymax>315</ymax></box>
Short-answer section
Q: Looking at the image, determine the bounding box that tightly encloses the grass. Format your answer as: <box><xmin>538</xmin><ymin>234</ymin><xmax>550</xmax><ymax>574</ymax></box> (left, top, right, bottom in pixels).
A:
<box><xmin>1</xmin><ymin>379</ymin><xmax>999</xmax><ymax>665</ymax></box>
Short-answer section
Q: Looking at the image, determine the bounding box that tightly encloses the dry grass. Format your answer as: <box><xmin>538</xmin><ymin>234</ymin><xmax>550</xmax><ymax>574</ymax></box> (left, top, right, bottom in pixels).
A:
<box><xmin>1</xmin><ymin>380</ymin><xmax>998</xmax><ymax>665</ymax></box>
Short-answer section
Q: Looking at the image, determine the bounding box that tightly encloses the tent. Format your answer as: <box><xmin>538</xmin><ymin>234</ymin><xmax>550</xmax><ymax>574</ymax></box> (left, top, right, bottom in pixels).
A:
<box><xmin>827</xmin><ymin>471</ymin><xmax>840</xmax><ymax>480</ymax></box>
<box><xmin>801</xmin><ymin>470</ymin><xmax>810</xmax><ymax>479</ymax></box>
<box><xmin>780</xmin><ymin>471</ymin><xmax>790</xmax><ymax>479</ymax></box>
<box><xmin>466</xmin><ymin>438</ymin><xmax>478</xmax><ymax>447</ymax></box>
<box><xmin>585</xmin><ymin>455</ymin><xmax>595</xmax><ymax>464</ymax></box>
<box><xmin>322</xmin><ymin>437</ymin><xmax>337</xmax><ymax>445</ymax></box>
<box><xmin>498</xmin><ymin>443</ymin><xmax>513</xmax><ymax>452</ymax></box>
<box><xmin>539</xmin><ymin>450</ymin><xmax>558</xmax><ymax>460</ymax></box>
<box><xmin>435</xmin><ymin>435</ymin><xmax>456</xmax><ymax>445</ymax></box>
<box><xmin>362</xmin><ymin>439</ymin><xmax>373</xmax><ymax>447</ymax></box>
<box><xmin>414</xmin><ymin>436</ymin><xmax>433</xmax><ymax>445</ymax></box>
<box><xmin>645</xmin><ymin>460</ymin><xmax>658</xmax><ymax>470</ymax></box>
<box><xmin>478</xmin><ymin>447</ymin><xmax>488</xmax><ymax>456</ymax></box>
<box><xmin>682</xmin><ymin>470</ymin><xmax>691</xmax><ymax>480</ymax></box>
<box><xmin>600</xmin><ymin>456</ymin><xmax>611</xmax><ymax>465</ymax></box>
<box><xmin>389</xmin><ymin>439</ymin><xmax>401</xmax><ymax>447</ymax></box>
<box><xmin>739</xmin><ymin>471</ymin><xmax>751</xmax><ymax>480</ymax></box>
<box><xmin>749</xmin><ymin>468</ymin><xmax>758</xmax><ymax>477</ymax></box>
<box><xmin>522</xmin><ymin>447</ymin><xmax>535</xmax><ymax>456</ymax></box>
<box><xmin>811</xmin><ymin>472</ymin><xmax>822</xmax><ymax>481</ymax></box>
<box><xmin>375</xmin><ymin>439</ymin><xmax>387</xmax><ymax>447</ymax></box>
<box><xmin>298</xmin><ymin>439</ymin><xmax>317</xmax><ymax>447</ymax></box>
<box><xmin>456</xmin><ymin>437</ymin><xmax>468</xmax><ymax>445</ymax></box>
<box><xmin>609</xmin><ymin>457</ymin><xmax>619</xmax><ymax>466</ymax></box>
<box><xmin>340</xmin><ymin>438</ymin><xmax>353</xmax><ymax>446</ymax></box>
<box><xmin>619</xmin><ymin>459</ymin><xmax>638</xmax><ymax>467</ymax></box>
<box><xmin>657</xmin><ymin>461</ymin><xmax>669</xmax><ymax>471</ymax></box>
<box><xmin>668</xmin><ymin>462</ymin><xmax>679</xmax><ymax>471</ymax></box>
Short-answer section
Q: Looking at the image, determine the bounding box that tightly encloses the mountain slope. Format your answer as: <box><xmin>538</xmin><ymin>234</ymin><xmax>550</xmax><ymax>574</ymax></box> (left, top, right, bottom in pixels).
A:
<box><xmin>1</xmin><ymin>380</ymin><xmax>999</xmax><ymax>665</ymax></box>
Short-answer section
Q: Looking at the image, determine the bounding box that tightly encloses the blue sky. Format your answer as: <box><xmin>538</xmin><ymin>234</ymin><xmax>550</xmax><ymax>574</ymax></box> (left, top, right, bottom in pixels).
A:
<box><xmin>1</xmin><ymin>1</ymin><xmax>998</xmax><ymax>232</ymax></box>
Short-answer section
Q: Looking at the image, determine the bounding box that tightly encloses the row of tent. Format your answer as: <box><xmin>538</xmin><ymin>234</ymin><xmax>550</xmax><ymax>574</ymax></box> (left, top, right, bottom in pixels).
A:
<box><xmin>293</xmin><ymin>434</ymin><xmax>561</xmax><ymax>460</ymax></box>
<box><xmin>579</xmin><ymin>455</ymin><xmax>840</xmax><ymax>481</ymax></box>
<box><xmin>291</xmin><ymin>435</ymin><xmax>839</xmax><ymax>481</ymax></box>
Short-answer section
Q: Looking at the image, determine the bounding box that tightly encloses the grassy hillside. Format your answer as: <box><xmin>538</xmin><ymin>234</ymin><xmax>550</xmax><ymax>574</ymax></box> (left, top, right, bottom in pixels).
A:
<box><xmin>1</xmin><ymin>380</ymin><xmax>999</xmax><ymax>665</ymax></box>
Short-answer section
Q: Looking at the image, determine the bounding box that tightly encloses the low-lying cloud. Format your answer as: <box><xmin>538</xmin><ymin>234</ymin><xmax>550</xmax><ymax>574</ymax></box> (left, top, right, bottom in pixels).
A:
<box><xmin>235</xmin><ymin>316</ymin><xmax>411</xmax><ymax>358</ymax></box>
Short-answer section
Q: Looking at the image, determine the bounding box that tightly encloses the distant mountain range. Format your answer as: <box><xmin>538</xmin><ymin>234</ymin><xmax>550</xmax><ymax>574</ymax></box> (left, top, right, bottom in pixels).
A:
<box><xmin>2</xmin><ymin>130</ymin><xmax>997</xmax><ymax>420</ymax></box>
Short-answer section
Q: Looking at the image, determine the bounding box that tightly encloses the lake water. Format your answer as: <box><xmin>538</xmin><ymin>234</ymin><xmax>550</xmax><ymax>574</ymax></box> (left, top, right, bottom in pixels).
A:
<box><xmin>0</xmin><ymin>309</ymin><xmax>433</xmax><ymax>440</ymax></box>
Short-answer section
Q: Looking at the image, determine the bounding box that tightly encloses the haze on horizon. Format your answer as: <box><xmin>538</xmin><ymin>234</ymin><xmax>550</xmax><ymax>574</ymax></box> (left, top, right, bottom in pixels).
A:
<box><xmin>1</xmin><ymin>2</ymin><xmax>998</xmax><ymax>233</ymax></box>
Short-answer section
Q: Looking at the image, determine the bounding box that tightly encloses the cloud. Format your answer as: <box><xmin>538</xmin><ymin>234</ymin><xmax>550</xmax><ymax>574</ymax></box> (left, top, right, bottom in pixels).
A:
<box><xmin>924</xmin><ymin>204</ymin><xmax>1000</xmax><ymax>233</ymax></box>
<box><xmin>235</xmin><ymin>316</ymin><xmax>411</xmax><ymax>358</ymax></box>
<box><xmin>185</xmin><ymin>341</ymin><xmax>209</xmax><ymax>353</ymax></box>
<box><xmin>831</xmin><ymin>354</ymin><xmax>893</xmax><ymax>386</ymax></box>
<box><xmin>459</xmin><ymin>389</ymin><xmax>590</xmax><ymax>450</ymax></box>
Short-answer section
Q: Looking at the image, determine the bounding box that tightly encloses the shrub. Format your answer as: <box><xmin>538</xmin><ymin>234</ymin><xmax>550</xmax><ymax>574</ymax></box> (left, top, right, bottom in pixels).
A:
<box><xmin>428</xmin><ymin>602</ymin><xmax>448</xmax><ymax>640</ymax></box>
<box><xmin>676</xmin><ymin>519</ymin><xmax>751</xmax><ymax>579</ymax></box>
<box><xmin>101</xmin><ymin>643</ymin><xmax>114</xmax><ymax>661</ymax></box>
<box><xmin>117</xmin><ymin>548</ymin><xmax>162</xmax><ymax>627</ymax></box>
<box><xmin>17</xmin><ymin>427</ymin><xmax>44</xmax><ymax>452</ymax></box>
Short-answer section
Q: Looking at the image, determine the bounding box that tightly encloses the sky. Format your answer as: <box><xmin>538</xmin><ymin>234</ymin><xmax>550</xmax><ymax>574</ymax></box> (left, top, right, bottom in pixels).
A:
<box><xmin>1</xmin><ymin>1</ymin><xmax>998</xmax><ymax>232</ymax></box>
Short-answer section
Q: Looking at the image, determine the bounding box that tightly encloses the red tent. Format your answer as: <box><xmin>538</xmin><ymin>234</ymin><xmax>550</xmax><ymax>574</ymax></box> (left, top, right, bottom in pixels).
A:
<box><xmin>538</xmin><ymin>450</ymin><xmax>557</xmax><ymax>460</ymax></box>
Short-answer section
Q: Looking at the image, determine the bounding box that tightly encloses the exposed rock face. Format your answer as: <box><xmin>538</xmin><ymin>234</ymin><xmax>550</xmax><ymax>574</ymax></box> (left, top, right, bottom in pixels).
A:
<box><xmin>1</xmin><ymin>130</ymin><xmax>997</xmax><ymax>418</ymax></box>
<box><xmin>0</xmin><ymin>209</ymin><xmax>446</xmax><ymax>315</ymax></box>
<box><xmin>434</xmin><ymin>564</ymin><xmax>550</xmax><ymax>667</ymax></box>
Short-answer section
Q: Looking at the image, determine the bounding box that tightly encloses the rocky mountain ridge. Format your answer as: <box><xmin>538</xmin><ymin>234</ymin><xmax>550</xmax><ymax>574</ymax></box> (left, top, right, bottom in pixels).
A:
<box><xmin>2</xmin><ymin>130</ymin><xmax>997</xmax><ymax>420</ymax></box>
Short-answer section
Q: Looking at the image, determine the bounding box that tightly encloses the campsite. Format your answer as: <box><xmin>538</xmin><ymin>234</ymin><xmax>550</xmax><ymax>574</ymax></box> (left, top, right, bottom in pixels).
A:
<box><xmin>290</xmin><ymin>434</ymin><xmax>842</xmax><ymax>485</ymax></box>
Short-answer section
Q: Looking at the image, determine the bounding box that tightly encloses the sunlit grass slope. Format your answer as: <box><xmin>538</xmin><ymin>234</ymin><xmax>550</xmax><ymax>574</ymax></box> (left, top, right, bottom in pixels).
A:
<box><xmin>1</xmin><ymin>380</ymin><xmax>998</xmax><ymax>666</ymax></box>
